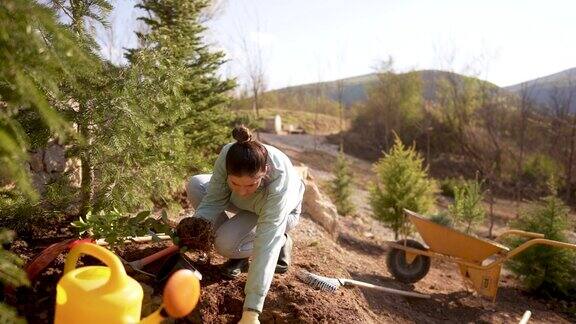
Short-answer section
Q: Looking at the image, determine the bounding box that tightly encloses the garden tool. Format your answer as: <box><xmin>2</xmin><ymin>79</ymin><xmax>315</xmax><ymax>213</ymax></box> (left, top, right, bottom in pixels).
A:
<box><xmin>520</xmin><ymin>310</ymin><xmax>532</xmax><ymax>324</ymax></box>
<box><xmin>26</xmin><ymin>234</ymin><xmax>171</xmax><ymax>282</ymax></box>
<box><xmin>55</xmin><ymin>242</ymin><xmax>200</xmax><ymax>324</ymax></box>
<box><xmin>155</xmin><ymin>250</ymin><xmax>203</xmax><ymax>282</ymax></box>
<box><xmin>384</xmin><ymin>209</ymin><xmax>576</xmax><ymax>300</ymax></box>
<box><xmin>297</xmin><ymin>270</ymin><xmax>430</xmax><ymax>299</ymax></box>
<box><xmin>116</xmin><ymin>244</ymin><xmax>180</xmax><ymax>277</ymax></box>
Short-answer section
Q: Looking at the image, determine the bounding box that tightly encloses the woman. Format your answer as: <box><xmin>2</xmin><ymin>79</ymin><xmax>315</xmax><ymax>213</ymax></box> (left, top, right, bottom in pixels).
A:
<box><xmin>177</xmin><ymin>125</ymin><xmax>305</xmax><ymax>324</ymax></box>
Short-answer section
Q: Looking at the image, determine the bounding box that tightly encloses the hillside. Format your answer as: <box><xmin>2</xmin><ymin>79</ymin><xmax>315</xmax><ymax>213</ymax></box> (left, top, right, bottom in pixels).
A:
<box><xmin>269</xmin><ymin>67</ymin><xmax>576</xmax><ymax>114</ymax></box>
<box><xmin>235</xmin><ymin>108</ymin><xmax>349</xmax><ymax>135</ymax></box>
<box><xmin>505</xmin><ymin>67</ymin><xmax>576</xmax><ymax>113</ymax></box>
<box><xmin>268</xmin><ymin>70</ymin><xmax>502</xmax><ymax>108</ymax></box>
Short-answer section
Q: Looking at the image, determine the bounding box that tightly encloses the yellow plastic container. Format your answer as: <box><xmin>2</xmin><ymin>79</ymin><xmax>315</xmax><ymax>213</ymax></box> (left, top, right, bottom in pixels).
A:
<box><xmin>54</xmin><ymin>242</ymin><xmax>144</xmax><ymax>324</ymax></box>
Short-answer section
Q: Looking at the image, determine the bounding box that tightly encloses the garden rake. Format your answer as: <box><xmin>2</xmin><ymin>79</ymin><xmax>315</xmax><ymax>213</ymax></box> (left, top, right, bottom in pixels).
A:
<box><xmin>297</xmin><ymin>270</ymin><xmax>430</xmax><ymax>299</ymax></box>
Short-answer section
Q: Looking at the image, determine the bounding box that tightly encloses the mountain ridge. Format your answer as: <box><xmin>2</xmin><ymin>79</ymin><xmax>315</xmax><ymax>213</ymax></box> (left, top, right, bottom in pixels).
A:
<box><xmin>266</xmin><ymin>67</ymin><xmax>576</xmax><ymax>112</ymax></box>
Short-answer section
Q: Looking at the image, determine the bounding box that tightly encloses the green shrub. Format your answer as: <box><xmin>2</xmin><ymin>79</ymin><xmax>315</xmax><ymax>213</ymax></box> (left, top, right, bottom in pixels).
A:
<box><xmin>71</xmin><ymin>209</ymin><xmax>172</xmax><ymax>248</ymax></box>
<box><xmin>370</xmin><ymin>136</ymin><xmax>437</xmax><ymax>239</ymax></box>
<box><xmin>0</xmin><ymin>175</ymin><xmax>78</xmax><ymax>233</ymax></box>
<box><xmin>0</xmin><ymin>230</ymin><xmax>29</xmax><ymax>323</ymax></box>
<box><xmin>0</xmin><ymin>193</ymin><xmax>44</xmax><ymax>234</ymax></box>
<box><xmin>521</xmin><ymin>154</ymin><xmax>562</xmax><ymax>194</ymax></box>
<box><xmin>505</xmin><ymin>196</ymin><xmax>576</xmax><ymax>298</ymax></box>
<box><xmin>231</xmin><ymin>112</ymin><xmax>262</xmax><ymax>131</ymax></box>
<box><xmin>331</xmin><ymin>151</ymin><xmax>355</xmax><ymax>216</ymax></box>
<box><xmin>429</xmin><ymin>212</ymin><xmax>453</xmax><ymax>228</ymax></box>
<box><xmin>439</xmin><ymin>177</ymin><xmax>470</xmax><ymax>198</ymax></box>
<box><xmin>448</xmin><ymin>179</ymin><xmax>485</xmax><ymax>233</ymax></box>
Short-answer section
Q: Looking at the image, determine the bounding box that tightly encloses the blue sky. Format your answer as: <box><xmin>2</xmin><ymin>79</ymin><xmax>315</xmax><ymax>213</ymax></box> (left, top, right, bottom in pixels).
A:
<box><xmin>101</xmin><ymin>0</ymin><xmax>575</xmax><ymax>90</ymax></box>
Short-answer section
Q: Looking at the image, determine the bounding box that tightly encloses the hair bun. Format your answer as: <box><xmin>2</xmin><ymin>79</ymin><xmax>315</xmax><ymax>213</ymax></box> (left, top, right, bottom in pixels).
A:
<box><xmin>232</xmin><ymin>125</ymin><xmax>252</xmax><ymax>143</ymax></box>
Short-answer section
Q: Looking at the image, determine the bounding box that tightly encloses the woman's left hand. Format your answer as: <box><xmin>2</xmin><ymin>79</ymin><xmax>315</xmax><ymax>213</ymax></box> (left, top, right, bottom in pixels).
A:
<box><xmin>238</xmin><ymin>310</ymin><xmax>260</xmax><ymax>324</ymax></box>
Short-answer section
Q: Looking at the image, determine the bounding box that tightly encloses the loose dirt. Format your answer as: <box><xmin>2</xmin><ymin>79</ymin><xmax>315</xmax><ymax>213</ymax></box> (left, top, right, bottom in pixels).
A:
<box><xmin>7</xmin><ymin>133</ymin><xmax>576</xmax><ymax>323</ymax></box>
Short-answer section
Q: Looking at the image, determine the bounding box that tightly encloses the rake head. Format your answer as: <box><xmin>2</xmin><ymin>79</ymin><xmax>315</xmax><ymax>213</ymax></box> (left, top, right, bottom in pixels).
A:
<box><xmin>297</xmin><ymin>270</ymin><xmax>342</xmax><ymax>293</ymax></box>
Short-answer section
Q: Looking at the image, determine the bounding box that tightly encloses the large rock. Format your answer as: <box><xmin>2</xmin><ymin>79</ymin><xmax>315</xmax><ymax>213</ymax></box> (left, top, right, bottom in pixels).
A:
<box><xmin>44</xmin><ymin>143</ymin><xmax>66</xmax><ymax>173</ymax></box>
<box><xmin>29</xmin><ymin>149</ymin><xmax>44</xmax><ymax>172</ymax></box>
<box><xmin>31</xmin><ymin>172</ymin><xmax>49</xmax><ymax>195</ymax></box>
<box><xmin>65</xmin><ymin>157</ymin><xmax>82</xmax><ymax>188</ymax></box>
<box><xmin>302</xmin><ymin>174</ymin><xmax>339</xmax><ymax>239</ymax></box>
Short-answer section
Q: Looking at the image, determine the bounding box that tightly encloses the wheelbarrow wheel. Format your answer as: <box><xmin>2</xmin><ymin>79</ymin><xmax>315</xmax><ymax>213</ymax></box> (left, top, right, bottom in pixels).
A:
<box><xmin>387</xmin><ymin>239</ymin><xmax>430</xmax><ymax>283</ymax></box>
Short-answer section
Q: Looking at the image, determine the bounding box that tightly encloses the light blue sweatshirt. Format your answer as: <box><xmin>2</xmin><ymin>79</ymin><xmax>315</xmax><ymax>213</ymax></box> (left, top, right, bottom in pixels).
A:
<box><xmin>193</xmin><ymin>142</ymin><xmax>305</xmax><ymax>312</ymax></box>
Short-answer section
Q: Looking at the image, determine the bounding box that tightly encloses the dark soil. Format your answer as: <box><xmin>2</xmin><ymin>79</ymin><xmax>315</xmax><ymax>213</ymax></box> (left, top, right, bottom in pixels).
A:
<box><xmin>8</xmin><ymin>210</ymin><xmax>576</xmax><ymax>324</ymax></box>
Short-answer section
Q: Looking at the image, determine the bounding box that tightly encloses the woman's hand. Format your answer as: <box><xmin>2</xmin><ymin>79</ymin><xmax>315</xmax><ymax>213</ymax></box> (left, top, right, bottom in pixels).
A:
<box><xmin>176</xmin><ymin>217</ymin><xmax>215</xmax><ymax>251</ymax></box>
<box><xmin>238</xmin><ymin>311</ymin><xmax>259</xmax><ymax>324</ymax></box>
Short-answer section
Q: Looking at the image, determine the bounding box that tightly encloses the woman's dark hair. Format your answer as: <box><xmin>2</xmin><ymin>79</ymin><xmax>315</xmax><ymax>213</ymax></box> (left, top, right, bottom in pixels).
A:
<box><xmin>226</xmin><ymin>125</ymin><xmax>268</xmax><ymax>176</ymax></box>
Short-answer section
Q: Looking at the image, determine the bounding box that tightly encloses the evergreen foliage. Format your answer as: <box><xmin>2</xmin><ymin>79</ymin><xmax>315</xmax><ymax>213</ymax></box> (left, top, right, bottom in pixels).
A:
<box><xmin>331</xmin><ymin>150</ymin><xmax>355</xmax><ymax>216</ymax></box>
<box><xmin>429</xmin><ymin>212</ymin><xmax>453</xmax><ymax>227</ymax></box>
<box><xmin>1</xmin><ymin>1</ymin><xmax>235</xmax><ymax>317</ymax></box>
<box><xmin>0</xmin><ymin>0</ymin><xmax>93</xmax><ymax>198</ymax></box>
<box><xmin>520</xmin><ymin>154</ymin><xmax>563</xmax><ymax>195</ymax></box>
<box><xmin>506</xmin><ymin>195</ymin><xmax>576</xmax><ymax>298</ymax></box>
<box><xmin>92</xmin><ymin>0</ymin><xmax>235</xmax><ymax>212</ymax></box>
<box><xmin>0</xmin><ymin>230</ymin><xmax>29</xmax><ymax>323</ymax></box>
<box><xmin>0</xmin><ymin>2</ymin><xmax>96</xmax><ymax>320</ymax></box>
<box><xmin>369</xmin><ymin>136</ymin><xmax>437</xmax><ymax>239</ymax></box>
<box><xmin>439</xmin><ymin>177</ymin><xmax>471</xmax><ymax>198</ymax></box>
<box><xmin>448</xmin><ymin>179</ymin><xmax>485</xmax><ymax>233</ymax></box>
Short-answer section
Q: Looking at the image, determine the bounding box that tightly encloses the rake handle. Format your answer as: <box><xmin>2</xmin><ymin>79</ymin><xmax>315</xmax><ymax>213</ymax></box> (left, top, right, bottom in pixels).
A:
<box><xmin>340</xmin><ymin>278</ymin><xmax>430</xmax><ymax>299</ymax></box>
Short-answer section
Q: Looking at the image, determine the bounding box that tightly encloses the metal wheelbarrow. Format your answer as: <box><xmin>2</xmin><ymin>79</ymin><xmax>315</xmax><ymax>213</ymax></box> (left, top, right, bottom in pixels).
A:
<box><xmin>385</xmin><ymin>209</ymin><xmax>576</xmax><ymax>300</ymax></box>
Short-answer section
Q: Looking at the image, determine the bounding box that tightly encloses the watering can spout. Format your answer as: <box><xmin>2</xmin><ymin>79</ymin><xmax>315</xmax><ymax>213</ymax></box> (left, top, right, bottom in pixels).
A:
<box><xmin>140</xmin><ymin>269</ymin><xmax>201</xmax><ymax>323</ymax></box>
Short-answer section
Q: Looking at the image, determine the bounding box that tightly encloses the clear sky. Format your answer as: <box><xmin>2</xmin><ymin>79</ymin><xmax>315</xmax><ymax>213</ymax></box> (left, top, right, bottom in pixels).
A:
<box><xmin>102</xmin><ymin>0</ymin><xmax>575</xmax><ymax>90</ymax></box>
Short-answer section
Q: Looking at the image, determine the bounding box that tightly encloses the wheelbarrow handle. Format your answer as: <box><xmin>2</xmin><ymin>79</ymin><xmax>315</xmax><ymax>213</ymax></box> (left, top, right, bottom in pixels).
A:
<box><xmin>506</xmin><ymin>238</ymin><xmax>576</xmax><ymax>261</ymax></box>
<box><xmin>495</xmin><ymin>230</ymin><xmax>545</xmax><ymax>242</ymax></box>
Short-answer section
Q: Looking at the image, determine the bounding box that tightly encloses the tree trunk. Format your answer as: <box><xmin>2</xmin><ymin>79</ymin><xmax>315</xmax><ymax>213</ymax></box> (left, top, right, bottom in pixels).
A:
<box><xmin>79</xmin><ymin>154</ymin><xmax>93</xmax><ymax>216</ymax></box>
<box><xmin>79</xmin><ymin>112</ymin><xmax>93</xmax><ymax>216</ymax></box>
<box><xmin>339</xmin><ymin>101</ymin><xmax>344</xmax><ymax>150</ymax></box>
<box><xmin>252</xmin><ymin>87</ymin><xmax>259</xmax><ymax>118</ymax></box>
<box><xmin>488</xmin><ymin>188</ymin><xmax>495</xmax><ymax>238</ymax></box>
<box><xmin>565</xmin><ymin>117</ymin><xmax>576</xmax><ymax>202</ymax></box>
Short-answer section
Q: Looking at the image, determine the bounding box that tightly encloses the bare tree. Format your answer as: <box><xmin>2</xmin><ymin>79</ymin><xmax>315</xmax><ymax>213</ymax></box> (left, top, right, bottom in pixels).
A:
<box><xmin>333</xmin><ymin>51</ymin><xmax>346</xmax><ymax>150</ymax></box>
<box><xmin>547</xmin><ymin>76</ymin><xmax>576</xmax><ymax>201</ymax></box>
<box><xmin>200</xmin><ymin>0</ymin><xmax>228</xmax><ymax>23</ymax></box>
<box><xmin>236</xmin><ymin>13</ymin><xmax>267</xmax><ymax>118</ymax></box>
<box><xmin>565</xmin><ymin>81</ymin><xmax>576</xmax><ymax>202</ymax></box>
<box><xmin>336</xmin><ymin>74</ymin><xmax>345</xmax><ymax>150</ymax></box>
<box><xmin>312</xmin><ymin>60</ymin><xmax>324</xmax><ymax>151</ymax></box>
<box><xmin>513</xmin><ymin>82</ymin><xmax>536</xmax><ymax>205</ymax></box>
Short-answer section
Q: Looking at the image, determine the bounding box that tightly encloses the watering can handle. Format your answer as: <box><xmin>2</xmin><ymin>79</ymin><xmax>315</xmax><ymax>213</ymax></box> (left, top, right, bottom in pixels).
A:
<box><xmin>64</xmin><ymin>242</ymin><xmax>128</xmax><ymax>292</ymax></box>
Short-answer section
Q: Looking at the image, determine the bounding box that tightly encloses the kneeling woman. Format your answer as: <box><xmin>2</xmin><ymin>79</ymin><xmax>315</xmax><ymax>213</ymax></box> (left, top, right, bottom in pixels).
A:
<box><xmin>178</xmin><ymin>126</ymin><xmax>305</xmax><ymax>324</ymax></box>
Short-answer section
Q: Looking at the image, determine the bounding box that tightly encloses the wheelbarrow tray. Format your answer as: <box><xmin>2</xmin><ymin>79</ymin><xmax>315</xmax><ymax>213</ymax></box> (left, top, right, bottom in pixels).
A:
<box><xmin>405</xmin><ymin>209</ymin><xmax>509</xmax><ymax>263</ymax></box>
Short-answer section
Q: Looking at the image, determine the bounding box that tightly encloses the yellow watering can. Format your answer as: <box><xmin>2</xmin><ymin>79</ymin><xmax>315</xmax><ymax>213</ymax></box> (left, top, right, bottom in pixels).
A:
<box><xmin>55</xmin><ymin>242</ymin><xmax>200</xmax><ymax>324</ymax></box>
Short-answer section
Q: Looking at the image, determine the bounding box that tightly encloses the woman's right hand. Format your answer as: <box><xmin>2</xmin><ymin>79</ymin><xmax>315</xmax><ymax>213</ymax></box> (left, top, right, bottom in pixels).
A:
<box><xmin>176</xmin><ymin>217</ymin><xmax>215</xmax><ymax>251</ymax></box>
